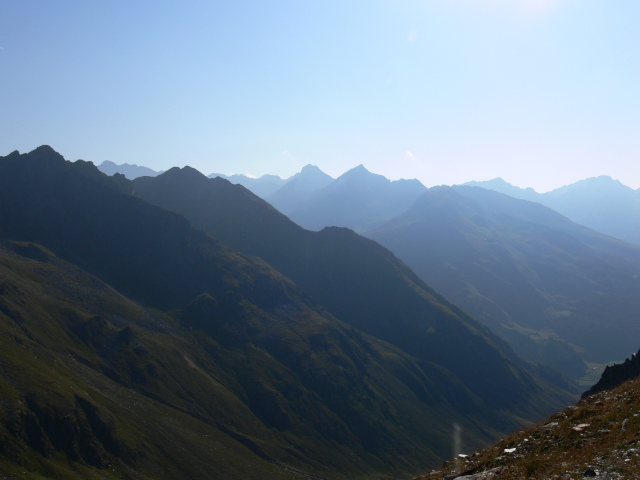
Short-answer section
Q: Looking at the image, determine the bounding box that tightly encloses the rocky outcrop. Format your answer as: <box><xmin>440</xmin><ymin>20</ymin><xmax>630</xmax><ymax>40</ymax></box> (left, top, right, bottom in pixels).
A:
<box><xmin>582</xmin><ymin>348</ymin><xmax>640</xmax><ymax>399</ymax></box>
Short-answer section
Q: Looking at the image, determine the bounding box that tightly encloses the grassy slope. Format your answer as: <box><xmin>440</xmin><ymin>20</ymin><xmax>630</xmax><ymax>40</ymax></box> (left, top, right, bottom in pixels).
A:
<box><xmin>417</xmin><ymin>375</ymin><xmax>640</xmax><ymax>480</ymax></box>
<box><xmin>0</xmin><ymin>242</ymin><xmax>302</xmax><ymax>480</ymax></box>
<box><xmin>1</xmin><ymin>241</ymin><xmax>488</xmax><ymax>479</ymax></box>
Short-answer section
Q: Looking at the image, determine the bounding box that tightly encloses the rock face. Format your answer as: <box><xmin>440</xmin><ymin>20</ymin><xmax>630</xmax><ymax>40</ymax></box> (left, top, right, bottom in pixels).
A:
<box><xmin>582</xmin><ymin>348</ymin><xmax>640</xmax><ymax>399</ymax></box>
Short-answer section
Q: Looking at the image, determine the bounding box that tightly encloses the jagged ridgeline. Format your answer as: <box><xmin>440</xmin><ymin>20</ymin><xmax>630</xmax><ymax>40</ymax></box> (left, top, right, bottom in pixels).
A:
<box><xmin>0</xmin><ymin>147</ymin><xmax>573</xmax><ymax>480</ymax></box>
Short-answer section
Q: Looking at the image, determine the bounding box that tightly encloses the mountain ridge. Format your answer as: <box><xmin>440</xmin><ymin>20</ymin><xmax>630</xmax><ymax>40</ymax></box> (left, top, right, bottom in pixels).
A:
<box><xmin>0</xmin><ymin>146</ymin><xmax>575</xmax><ymax>479</ymax></box>
<box><xmin>97</xmin><ymin>160</ymin><xmax>162</xmax><ymax>179</ymax></box>
<box><xmin>466</xmin><ymin>176</ymin><xmax>640</xmax><ymax>244</ymax></box>
<box><xmin>282</xmin><ymin>164</ymin><xmax>427</xmax><ymax>232</ymax></box>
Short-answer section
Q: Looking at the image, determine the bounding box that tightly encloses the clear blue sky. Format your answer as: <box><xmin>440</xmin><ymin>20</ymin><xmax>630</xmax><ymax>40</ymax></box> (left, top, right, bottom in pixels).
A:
<box><xmin>1</xmin><ymin>0</ymin><xmax>638</xmax><ymax>192</ymax></box>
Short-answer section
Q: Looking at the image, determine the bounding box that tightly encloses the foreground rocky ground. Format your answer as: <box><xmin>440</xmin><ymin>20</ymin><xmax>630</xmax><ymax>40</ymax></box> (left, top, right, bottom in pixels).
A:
<box><xmin>414</xmin><ymin>376</ymin><xmax>640</xmax><ymax>480</ymax></box>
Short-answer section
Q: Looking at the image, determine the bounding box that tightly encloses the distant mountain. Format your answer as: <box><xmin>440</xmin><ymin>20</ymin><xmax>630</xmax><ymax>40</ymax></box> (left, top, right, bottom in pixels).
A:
<box><xmin>282</xmin><ymin>164</ymin><xmax>427</xmax><ymax>232</ymax></box>
<box><xmin>97</xmin><ymin>159</ymin><xmax>161</xmax><ymax>179</ymax></box>
<box><xmin>0</xmin><ymin>146</ymin><xmax>575</xmax><ymax>479</ymax></box>
<box><xmin>265</xmin><ymin>164</ymin><xmax>334</xmax><ymax>213</ymax></box>
<box><xmin>465</xmin><ymin>177</ymin><xmax>541</xmax><ymax>202</ymax></box>
<box><xmin>366</xmin><ymin>186</ymin><xmax>640</xmax><ymax>379</ymax></box>
<box><xmin>466</xmin><ymin>176</ymin><xmax>640</xmax><ymax>244</ymax></box>
<box><xmin>208</xmin><ymin>172</ymin><xmax>287</xmax><ymax>197</ymax></box>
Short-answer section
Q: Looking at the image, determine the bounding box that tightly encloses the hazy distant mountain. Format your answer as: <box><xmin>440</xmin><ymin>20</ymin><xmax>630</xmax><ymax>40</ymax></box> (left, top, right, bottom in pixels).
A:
<box><xmin>283</xmin><ymin>164</ymin><xmax>427</xmax><ymax>232</ymax></box>
<box><xmin>0</xmin><ymin>146</ymin><xmax>575</xmax><ymax>479</ymax></box>
<box><xmin>466</xmin><ymin>176</ymin><xmax>640</xmax><ymax>244</ymax></box>
<box><xmin>465</xmin><ymin>177</ymin><xmax>540</xmax><ymax>202</ymax></box>
<box><xmin>97</xmin><ymin>159</ymin><xmax>161</xmax><ymax>179</ymax></box>
<box><xmin>208</xmin><ymin>172</ymin><xmax>287</xmax><ymax>197</ymax></box>
<box><xmin>265</xmin><ymin>164</ymin><xmax>334</xmax><ymax>213</ymax></box>
<box><xmin>543</xmin><ymin>176</ymin><xmax>640</xmax><ymax>244</ymax></box>
<box><xmin>367</xmin><ymin>186</ymin><xmax>640</xmax><ymax>379</ymax></box>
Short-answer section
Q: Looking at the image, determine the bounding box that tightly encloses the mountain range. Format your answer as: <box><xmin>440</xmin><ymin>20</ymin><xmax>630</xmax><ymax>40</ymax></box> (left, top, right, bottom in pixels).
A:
<box><xmin>102</xmin><ymin>161</ymin><xmax>639</xmax><ymax>246</ymax></box>
<box><xmin>131</xmin><ymin>165</ymin><xmax>574</xmax><ymax>410</ymax></box>
<box><xmin>278</xmin><ymin>164</ymin><xmax>427</xmax><ymax>232</ymax></box>
<box><xmin>0</xmin><ymin>147</ymin><xmax>575</xmax><ymax>479</ymax></box>
<box><xmin>97</xmin><ymin>160</ymin><xmax>162</xmax><ymax>180</ymax></box>
<box><xmin>207</xmin><ymin>172</ymin><xmax>288</xmax><ymax>198</ymax></box>
<box><xmin>466</xmin><ymin>176</ymin><xmax>640</xmax><ymax>245</ymax></box>
<box><xmin>98</xmin><ymin>160</ymin><xmax>640</xmax><ymax>382</ymax></box>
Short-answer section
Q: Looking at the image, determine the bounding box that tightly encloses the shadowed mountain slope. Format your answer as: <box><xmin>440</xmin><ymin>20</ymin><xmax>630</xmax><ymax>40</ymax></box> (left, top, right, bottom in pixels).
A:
<box><xmin>132</xmin><ymin>167</ymin><xmax>575</xmax><ymax>415</ymax></box>
<box><xmin>366</xmin><ymin>186</ymin><xmax>640</xmax><ymax>379</ymax></box>
<box><xmin>0</xmin><ymin>146</ymin><xmax>574</xmax><ymax>479</ymax></box>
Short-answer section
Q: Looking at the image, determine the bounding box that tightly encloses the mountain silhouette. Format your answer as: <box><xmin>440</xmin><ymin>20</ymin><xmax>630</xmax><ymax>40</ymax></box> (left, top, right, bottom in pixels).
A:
<box><xmin>97</xmin><ymin>159</ymin><xmax>161</xmax><ymax>179</ymax></box>
<box><xmin>280</xmin><ymin>164</ymin><xmax>427</xmax><ymax>232</ymax></box>
<box><xmin>265</xmin><ymin>164</ymin><xmax>334</xmax><ymax>213</ymax></box>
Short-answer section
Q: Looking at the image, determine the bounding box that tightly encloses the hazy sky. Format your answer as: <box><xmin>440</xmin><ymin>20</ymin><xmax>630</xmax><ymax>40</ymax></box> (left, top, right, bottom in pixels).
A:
<box><xmin>1</xmin><ymin>1</ymin><xmax>638</xmax><ymax>192</ymax></box>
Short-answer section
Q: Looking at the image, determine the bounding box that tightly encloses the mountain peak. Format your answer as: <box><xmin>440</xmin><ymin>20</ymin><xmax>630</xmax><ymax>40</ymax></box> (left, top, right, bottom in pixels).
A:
<box><xmin>576</xmin><ymin>175</ymin><xmax>625</xmax><ymax>189</ymax></box>
<box><xmin>352</xmin><ymin>164</ymin><xmax>369</xmax><ymax>173</ymax></box>
<box><xmin>548</xmin><ymin>175</ymin><xmax>635</xmax><ymax>198</ymax></box>
<box><xmin>296</xmin><ymin>164</ymin><xmax>332</xmax><ymax>181</ymax></box>
<box><xmin>32</xmin><ymin>145</ymin><xmax>59</xmax><ymax>156</ymax></box>
<box><xmin>27</xmin><ymin>145</ymin><xmax>67</xmax><ymax>166</ymax></box>
<box><xmin>337</xmin><ymin>164</ymin><xmax>384</xmax><ymax>183</ymax></box>
<box><xmin>300</xmin><ymin>164</ymin><xmax>324</xmax><ymax>175</ymax></box>
<box><xmin>158</xmin><ymin>166</ymin><xmax>208</xmax><ymax>187</ymax></box>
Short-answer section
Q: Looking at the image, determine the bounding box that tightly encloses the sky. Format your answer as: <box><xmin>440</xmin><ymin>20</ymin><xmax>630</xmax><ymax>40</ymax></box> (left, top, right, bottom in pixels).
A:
<box><xmin>1</xmin><ymin>0</ymin><xmax>638</xmax><ymax>192</ymax></box>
